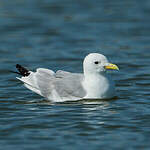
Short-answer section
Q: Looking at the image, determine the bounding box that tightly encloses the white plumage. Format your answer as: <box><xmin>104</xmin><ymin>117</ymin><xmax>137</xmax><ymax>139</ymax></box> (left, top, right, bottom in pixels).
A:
<box><xmin>16</xmin><ymin>53</ymin><xmax>119</xmax><ymax>102</ymax></box>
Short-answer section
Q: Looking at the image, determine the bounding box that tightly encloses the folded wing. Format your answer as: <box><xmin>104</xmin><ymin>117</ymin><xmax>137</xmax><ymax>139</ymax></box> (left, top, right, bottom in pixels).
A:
<box><xmin>17</xmin><ymin>68</ymin><xmax>86</xmax><ymax>101</ymax></box>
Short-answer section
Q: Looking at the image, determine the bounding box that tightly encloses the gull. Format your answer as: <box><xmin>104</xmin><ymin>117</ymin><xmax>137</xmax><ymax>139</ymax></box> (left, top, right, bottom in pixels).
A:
<box><xmin>15</xmin><ymin>53</ymin><xmax>119</xmax><ymax>102</ymax></box>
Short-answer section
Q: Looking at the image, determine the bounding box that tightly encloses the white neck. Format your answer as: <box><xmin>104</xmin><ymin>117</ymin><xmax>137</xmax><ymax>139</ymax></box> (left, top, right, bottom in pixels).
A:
<box><xmin>82</xmin><ymin>72</ymin><xmax>115</xmax><ymax>99</ymax></box>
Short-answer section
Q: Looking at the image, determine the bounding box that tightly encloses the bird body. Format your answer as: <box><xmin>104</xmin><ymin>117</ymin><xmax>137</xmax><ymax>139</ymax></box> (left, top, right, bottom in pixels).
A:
<box><xmin>15</xmin><ymin>53</ymin><xmax>119</xmax><ymax>102</ymax></box>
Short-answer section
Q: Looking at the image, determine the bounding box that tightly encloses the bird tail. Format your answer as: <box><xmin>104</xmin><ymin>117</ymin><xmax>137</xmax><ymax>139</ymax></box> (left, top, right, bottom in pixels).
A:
<box><xmin>13</xmin><ymin>64</ymin><xmax>43</xmax><ymax>96</ymax></box>
<box><xmin>13</xmin><ymin>64</ymin><xmax>30</xmax><ymax>77</ymax></box>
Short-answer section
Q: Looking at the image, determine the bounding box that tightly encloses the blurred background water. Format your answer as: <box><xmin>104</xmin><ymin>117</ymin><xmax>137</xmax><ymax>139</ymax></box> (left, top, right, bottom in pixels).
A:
<box><xmin>0</xmin><ymin>0</ymin><xmax>150</xmax><ymax>149</ymax></box>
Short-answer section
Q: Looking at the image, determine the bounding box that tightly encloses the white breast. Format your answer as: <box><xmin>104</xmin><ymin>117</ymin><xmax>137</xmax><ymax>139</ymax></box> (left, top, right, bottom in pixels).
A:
<box><xmin>82</xmin><ymin>74</ymin><xmax>115</xmax><ymax>99</ymax></box>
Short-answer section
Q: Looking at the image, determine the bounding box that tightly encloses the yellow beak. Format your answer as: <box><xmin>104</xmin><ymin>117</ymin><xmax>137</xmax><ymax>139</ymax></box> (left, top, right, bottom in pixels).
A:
<box><xmin>105</xmin><ymin>63</ymin><xmax>119</xmax><ymax>70</ymax></box>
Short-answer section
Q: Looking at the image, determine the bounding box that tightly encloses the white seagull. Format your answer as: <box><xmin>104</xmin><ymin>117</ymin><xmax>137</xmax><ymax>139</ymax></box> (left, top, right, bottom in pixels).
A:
<box><xmin>15</xmin><ymin>53</ymin><xmax>119</xmax><ymax>102</ymax></box>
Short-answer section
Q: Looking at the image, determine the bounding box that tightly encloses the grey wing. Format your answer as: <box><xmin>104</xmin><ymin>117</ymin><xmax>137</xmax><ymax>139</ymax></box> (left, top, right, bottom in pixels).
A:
<box><xmin>36</xmin><ymin>70</ymin><xmax>86</xmax><ymax>100</ymax></box>
<box><xmin>35</xmin><ymin>68</ymin><xmax>56</xmax><ymax>98</ymax></box>
<box><xmin>16</xmin><ymin>68</ymin><xmax>55</xmax><ymax>97</ymax></box>
<box><xmin>54</xmin><ymin>70</ymin><xmax>86</xmax><ymax>98</ymax></box>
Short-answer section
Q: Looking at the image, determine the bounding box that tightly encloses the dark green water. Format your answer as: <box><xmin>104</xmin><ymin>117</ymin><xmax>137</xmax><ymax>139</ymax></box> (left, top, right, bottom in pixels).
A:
<box><xmin>0</xmin><ymin>0</ymin><xmax>150</xmax><ymax>149</ymax></box>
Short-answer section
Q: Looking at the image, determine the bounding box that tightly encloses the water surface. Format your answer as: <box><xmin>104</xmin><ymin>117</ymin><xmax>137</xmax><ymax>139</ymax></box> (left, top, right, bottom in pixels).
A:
<box><xmin>0</xmin><ymin>0</ymin><xmax>150</xmax><ymax>149</ymax></box>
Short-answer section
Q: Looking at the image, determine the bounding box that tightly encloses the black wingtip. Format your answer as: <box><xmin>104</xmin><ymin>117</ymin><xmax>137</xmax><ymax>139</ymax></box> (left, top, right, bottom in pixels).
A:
<box><xmin>16</xmin><ymin>64</ymin><xmax>30</xmax><ymax>77</ymax></box>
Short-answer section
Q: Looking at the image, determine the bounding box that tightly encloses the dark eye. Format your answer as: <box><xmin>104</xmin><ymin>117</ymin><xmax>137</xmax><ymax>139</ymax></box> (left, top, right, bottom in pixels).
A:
<box><xmin>94</xmin><ymin>61</ymin><xmax>99</xmax><ymax>64</ymax></box>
